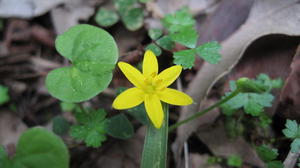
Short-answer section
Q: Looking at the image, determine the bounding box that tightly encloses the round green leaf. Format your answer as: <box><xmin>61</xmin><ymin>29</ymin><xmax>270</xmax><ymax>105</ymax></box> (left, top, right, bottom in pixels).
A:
<box><xmin>46</xmin><ymin>67</ymin><xmax>112</xmax><ymax>102</ymax></box>
<box><xmin>52</xmin><ymin>116</ymin><xmax>70</xmax><ymax>135</ymax></box>
<box><xmin>47</xmin><ymin>24</ymin><xmax>118</xmax><ymax>102</ymax></box>
<box><xmin>156</xmin><ymin>35</ymin><xmax>174</xmax><ymax>50</ymax></box>
<box><xmin>13</xmin><ymin>127</ymin><xmax>69</xmax><ymax>168</ymax></box>
<box><xmin>55</xmin><ymin>24</ymin><xmax>118</xmax><ymax>65</ymax></box>
<box><xmin>122</xmin><ymin>8</ymin><xmax>144</xmax><ymax>31</ymax></box>
<box><xmin>95</xmin><ymin>8</ymin><xmax>119</xmax><ymax>27</ymax></box>
<box><xmin>145</xmin><ymin>43</ymin><xmax>161</xmax><ymax>56</ymax></box>
<box><xmin>148</xmin><ymin>28</ymin><xmax>163</xmax><ymax>40</ymax></box>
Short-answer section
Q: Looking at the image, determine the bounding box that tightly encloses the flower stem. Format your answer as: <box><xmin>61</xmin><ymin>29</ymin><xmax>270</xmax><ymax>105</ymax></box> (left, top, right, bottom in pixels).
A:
<box><xmin>169</xmin><ymin>90</ymin><xmax>240</xmax><ymax>132</ymax></box>
<box><xmin>141</xmin><ymin>103</ymin><xmax>169</xmax><ymax>168</ymax></box>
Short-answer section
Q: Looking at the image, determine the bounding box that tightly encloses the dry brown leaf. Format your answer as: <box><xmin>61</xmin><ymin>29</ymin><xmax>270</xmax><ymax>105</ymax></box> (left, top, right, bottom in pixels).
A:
<box><xmin>173</xmin><ymin>0</ymin><xmax>300</xmax><ymax>165</ymax></box>
<box><xmin>50</xmin><ymin>0</ymin><xmax>96</xmax><ymax>34</ymax></box>
<box><xmin>0</xmin><ymin>111</ymin><xmax>27</xmax><ymax>147</ymax></box>
<box><xmin>279</xmin><ymin>45</ymin><xmax>300</xmax><ymax>118</ymax></box>
<box><xmin>189</xmin><ymin>154</ymin><xmax>221</xmax><ymax>168</ymax></box>
<box><xmin>196</xmin><ymin>121</ymin><xmax>264</xmax><ymax>167</ymax></box>
<box><xmin>0</xmin><ymin>0</ymin><xmax>67</xmax><ymax>18</ymax></box>
<box><xmin>146</xmin><ymin>0</ymin><xmax>218</xmax><ymax>18</ymax></box>
<box><xmin>197</xmin><ymin>0</ymin><xmax>254</xmax><ymax>44</ymax></box>
<box><xmin>95</xmin><ymin>127</ymin><xmax>145</xmax><ymax>168</ymax></box>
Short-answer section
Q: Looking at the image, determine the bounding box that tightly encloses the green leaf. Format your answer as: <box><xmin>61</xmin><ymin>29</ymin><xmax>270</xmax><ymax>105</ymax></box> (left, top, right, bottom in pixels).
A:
<box><xmin>271</xmin><ymin>79</ymin><xmax>283</xmax><ymax>89</ymax></box>
<box><xmin>114</xmin><ymin>0</ymin><xmax>136</xmax><ymax>13</ymax></box>
<box><xmin>12</xmin><ymin>127</ymin><xmax>69</xmax><ymax>168</ymax></box>
<box><xmin>146</xmin><ymin>43</ymin><xmax>162</xmax><ymax>56</ymax></box>
<box><xmin>170</xmin><ymin>27</ymin><xmax>198</xmax><ymax>48</ymax></box>
<box><xmin>95</xmin><ymin>8</ymin><xmax>119</xmax><ymax>27</ymax></box>
<box><xmin>221</xmin><ymin>75</ymin><xmax>276</xmax><ymax>117</ymax></box>
<box><xmin>139</xmin><ymin>0</ymin><xmax>152</xmax><ymax>3</ymax></box>
<box><xmin>244</xmin><ymin>100</ymin><xmax>263</xmax><ymax>116</ymax></box>
<box><xmin>47</xmin><ymin>24</ymin><xmax>118</xmax><ymax>103</ymax></box>
<box><xmin>156</xmin><ymin>35</ymin><xmax>175</xmax><ymax>50</ymax></box>
<box><xmin>196</xmin><ymin>41</ymin><xmax>221</xmax><ymax>64</ymax></box>
<box><xmin>47</xmin><ymin>67</ymin><xmax>113</xmax><ymax>103</ymax></box>
<box><xmin>173</xmin><ymin>49</ymin><xmax>195</xmax><ymax>69</ymax></box>
<box><xmin>60</xmin><ymin>102</ymin><xmax>76</xmax><ymax>112</ymax></box>
<box><xmin>52</xmin><ymin>116</ymin><xmax>70</xmax><ymax>135</ymax></box>
<box><xmin>0</xmin><ymin>146</ymin><xmax>6</xmax><ymax>160</ymax></box>
<box><xmin>256</xmin><ymin>144</ymin><xmax>278</xmax><ymax>162</ymax></box>
<box><xmin>106</xmin><ymin>113</ymin><xmax>134</xmax><ymax>139</ymax></box>
<box><xmin>162</xmin><ymin>7</ymin><xmax>195</xmax><ymax>33</ymax></box>
<box><xmin>222</xmin><ymin>93</ymin><xmax>248</xmax><ymax>110</ymax></box>
<box><xmin>55</xmin><ymin>24</ymin><xmax>118</xmax><ymax>63</ymax></box>
<box><xmin>253</xmin><ymin>93</ymin><xmax>273</xmax><ymax>107</ymax></box>
<box><xmin>70</xmin><ymin>109</ymin><xmax>107</xmax><ymax>147</ymax></box>
<box><xmin>121</xmin><ymin>8</ymin><xmax>144</xmax><ymax>31</ymax></box>
<box><xmin>207</xmin><ymin>156</ymin><xmax>222</xmax><ymax>165</ymax></box>
<box><xmin>224</xmin><ymin>117</ymin><xmax>244</xmax><ymax>138</ymax></box>
<box><xmin>0</xmin><ymin>146</ymin><xmax>10</xmax><ymax>167</ymax></box>
<box><xmin>291</xmin><ymin>138</ymin><xmax>300</xmax><ymax>153</ymax></box>
<box><xmin>221</xmin><ymin>103</ymin><xmax>237</xmax><ymax>116</ymax></box>
<box><xmin>282</xmin><ymin>119</ymin><xmax>300</xmax><ymax>139</ymax></box>
<box><xmin>227</xmin><ymin>154</ymin><xmax>243</xmax><ymax>167</ymax></box>
<box><xmin>0</xmin><ymin>85</ymin><xmax>9</xmax><ymax>105</ymax></box>
<box><xmin>148</xmin><ymin>28</ymin><xmax>163</xmax><ymax>40</ymax></box>
<box><xmin>267</xmin><ymin>161</ymin><xmax>283</xmax><ymax>168</ymax></box>
<box><xmin>236</xmin><ymin>77</ymin><xmax>269</xmax><ymax>93</ymax></box>
<box><xmin>259</xmin><ymin>113</ymin><xmax>272</xmax><ymax>128</ymax></box>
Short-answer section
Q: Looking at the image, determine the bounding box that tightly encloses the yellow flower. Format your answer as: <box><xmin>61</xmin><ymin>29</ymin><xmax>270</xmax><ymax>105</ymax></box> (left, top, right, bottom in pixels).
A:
<box><xmin>113</xmin><ymin>50</ymin><xmax>193</xmax><ymax>129</ymax></box>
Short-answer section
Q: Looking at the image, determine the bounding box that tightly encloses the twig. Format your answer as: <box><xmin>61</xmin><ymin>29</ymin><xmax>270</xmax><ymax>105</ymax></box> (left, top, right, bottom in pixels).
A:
<box><xmin>184</xmin><ymin>142</ymin><xmax>189</xmax><ymax>168</ymax></box>
<box><xmin>283</xmin><ymin>149</ymin><xmax>300</xmax><ymax>168</ymax></box>
<box><xmin>177</xmin><ymin>78</ymin><xmax>189</xmax><ymax>168</ymax></box>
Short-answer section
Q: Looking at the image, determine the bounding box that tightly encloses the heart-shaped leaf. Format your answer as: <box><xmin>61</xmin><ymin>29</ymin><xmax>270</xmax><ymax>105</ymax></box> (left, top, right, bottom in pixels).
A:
<box><xmin>46</xmin><ymin>24</ymin><xmax>118</xmax><ymax>102</ymax></box>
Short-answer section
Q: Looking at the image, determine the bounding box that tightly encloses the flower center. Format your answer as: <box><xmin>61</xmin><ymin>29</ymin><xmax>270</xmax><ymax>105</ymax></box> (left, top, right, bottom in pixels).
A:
<box><xmin>144</xmin><ymin>76</ymin><xmax>156</xmax><ymax>94</ymax></box>
<box><xmin>145</xmin><ymin>84</ymin><xmax>156</xmax><ymax>94</ymax></box>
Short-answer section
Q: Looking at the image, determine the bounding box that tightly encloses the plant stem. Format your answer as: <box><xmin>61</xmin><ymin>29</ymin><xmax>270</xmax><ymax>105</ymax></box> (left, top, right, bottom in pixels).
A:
<box><xmin>141</xmin><ymin>103</ymin><xmax>169</xmax><ymax>168</ymax></box>
<box><xmin>169</xmin><ymin>90</ymin><xmax>240</xmax><ymax>132</ymax></box>
<box><xmin>283</xmin><ymin>147</ymin><xmax>300</xmax><ymax>168</ymax></box>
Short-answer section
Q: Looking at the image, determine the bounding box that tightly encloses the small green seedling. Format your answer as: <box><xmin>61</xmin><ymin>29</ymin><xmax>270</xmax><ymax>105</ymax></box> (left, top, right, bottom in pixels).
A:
<box><xmin>95</xmin><ymin>0</ymin><xmax>145</xmax><ymax>31</ymax></box>
<box><xmin>256</xmin><ymin>145</ymin><xmax>283</xmax><ymax>168</ymax></box>
<box><xmin>227</xmin><ymin>154</ymin><xmax>243</xmax><ymax>167</ymax></box>
<box><xmin>70</xmin><ymin>108</ymin><xmax>134</xmax><ymax>147</ymax></box>
<box><xmin>283</xmin><ymin>119</ymin><xmax>300</xmax><ymax>153</ymax></box>
<box><xmin>146</xmin><ymin>8</ymin><xmax>221</xmax><ymax>68</ymax></box>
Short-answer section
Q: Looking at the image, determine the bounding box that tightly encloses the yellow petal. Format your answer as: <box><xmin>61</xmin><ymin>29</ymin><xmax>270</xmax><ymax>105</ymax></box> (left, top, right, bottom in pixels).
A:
<box><xmin>154</xmin><ymin>65</ymin><xmax>182</xmax><ymax>89</ymax></box>
<box><xmin>118</xmin><ymin>62</ymin><xmax>146</xmax><ymax>89</ymax></box>
<box><xmin>144</xmin><ymin>94</ymin><xmax>164</xmax><ymax>129</ymax></box>
<box><xmin>112</xmin><ymin>88</ymin><xmax>144</xmax><ymax>109</ymax></box>
<box><xmin>158</xmin><ymin>88</ymin><xmax>193</xmax><ymax>105</ymax></box>
<box><xmin>143</xmin><ymin>50</ymin><xmax>158</xmax><ymax>77</ymax></box>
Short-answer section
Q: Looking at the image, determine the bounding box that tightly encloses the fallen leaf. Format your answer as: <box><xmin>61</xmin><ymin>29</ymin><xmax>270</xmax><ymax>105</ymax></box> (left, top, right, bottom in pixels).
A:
<box><xmin>0</xmin><ymin>0</ymin><xmax>67</xmax><ymax>18</ymax></box>
<box><xmin>189</xmin><ymin>154</ymin><xmax>222</xmax><ymax>168</ymax></box>
<box><xmin>146</xmin><ymin>0</ymin><xmax>218</xmax><ymax>17</ymax></box>
<box><xmin>95</xmin><ymin>126</ymin><xmax>145</xmax><ymax>168</ymax></box>
<box><xmin>196</xmin><ymin>121</ymin><xmax>264</xmax><ymax>167</ymax></box>
<box><xmin>279</xmin><ymin>44</ymin><xmax>300</xmax><ymax>118</ymax></box>
<box><xmin>0</xmin><ymin>111</ymin><xmax>27</xmax><ymax>154</ymax></box>
<box><xmin>50</xmin><ymin>0</ymin><xmax>97</xmax><ymax>34</ymax></box>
